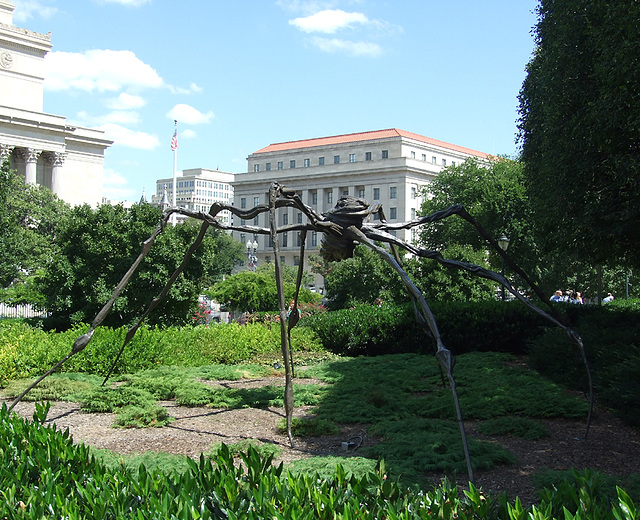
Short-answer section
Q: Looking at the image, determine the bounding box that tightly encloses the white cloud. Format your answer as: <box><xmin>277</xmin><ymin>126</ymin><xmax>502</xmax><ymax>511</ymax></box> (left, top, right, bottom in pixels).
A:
<box><xmin>169</xmin><ymin>82</ymin><xmax>204</xmax><ymax>95</ymax></box>
<box><xmin>309</xmin><ymin>37</ymin><xmax>382</xmax><ymax>57</ymax></box>
<box><xmin>102</xmin><ymin>168</ymin><xmax>136</xmax><ymax>200</ymax></box>
<box><xmin>94</xmin><ymin>0</ymin><xmax>151</xmax><ymax>6</ymax></box>
<box><xmin>167</xmin><ymin>104</ymin><xmax>214</xmax><ymax>125</ymax></box>
<box><xmin>181</xmin><ymin>129</ymin><xmax>197</xmax><ymax>139</ymax></box>
<box><xmin>11</xmin><ymin>1</ymin><xmax>58</xmax><ymax>23</ymax></box>
<box><xmin>98</xmin><ymin>123</ymin><xmax>160</xmax><ymax>150</ymax></box>
<box><xmin>44</xmin><ymin>50</ymin><xmax>164</xmax><ymax>92</ymax></box>
<box><xmin>106</xmin><ymin>93</ymin><xmax>146</xmax><ymax>110</ymax></box>
<box><xmin>290</xmin><ymin>9</ymin><xmax>368</xmax><ymax>34</ymax></box>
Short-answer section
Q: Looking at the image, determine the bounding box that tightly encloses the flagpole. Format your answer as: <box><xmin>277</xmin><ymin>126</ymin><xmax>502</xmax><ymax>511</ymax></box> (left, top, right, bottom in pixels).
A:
<box><xmin>171</xmin><ymin>120</ymin><xmax>178</xmax><ymax>226</ymax></box>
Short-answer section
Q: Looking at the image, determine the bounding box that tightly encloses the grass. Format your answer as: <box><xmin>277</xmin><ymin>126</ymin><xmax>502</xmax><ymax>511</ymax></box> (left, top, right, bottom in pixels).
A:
<box><xmin>2</xmin><ymin>352</ymin><xmax>598</xmax><ymax>487</ymax></box>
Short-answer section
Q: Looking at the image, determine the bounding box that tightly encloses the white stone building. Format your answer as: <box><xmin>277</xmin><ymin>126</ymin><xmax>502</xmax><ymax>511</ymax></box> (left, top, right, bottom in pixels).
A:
<box><xmin>0</xmin><ymin>0</ymin><xmax>111</xmax><ymax>206</ymax></box>
<box><xmin>151</xmin><ymin>167</ymin><xmax>234</xmax><ymax>225</ymax></box>
<box><xmin>233</xmin><ymin>128</ymin><xmax>490</xmax><ymax>292</ymax></box>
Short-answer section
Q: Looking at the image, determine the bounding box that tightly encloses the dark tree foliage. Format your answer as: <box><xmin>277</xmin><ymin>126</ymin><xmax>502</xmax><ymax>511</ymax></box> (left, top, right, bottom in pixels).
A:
<box><xmin>38</xmin><ymin>203</ymin><xmax>244</xmax><ymax>328</ymax></box>
<box><xmin>0</xmin><ymin>161</ymin><xmax>69</xmax><ymax>293</ymax></box>
<box><xmin>518</xmin><ymin>0</ymin><xmax>640</xmax><ymax>268</ymax></box>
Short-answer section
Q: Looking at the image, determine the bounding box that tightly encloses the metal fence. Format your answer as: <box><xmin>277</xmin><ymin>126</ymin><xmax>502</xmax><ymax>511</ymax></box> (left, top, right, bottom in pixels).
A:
<box><xmin>0</xmin><ymin>302</ymin><xmax>47</xmax><ymax>319</ymax></box>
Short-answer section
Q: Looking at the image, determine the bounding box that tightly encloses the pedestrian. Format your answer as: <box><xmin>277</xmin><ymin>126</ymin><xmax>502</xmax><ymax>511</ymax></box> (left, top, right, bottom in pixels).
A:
<box><xmin>603</xmin><ymin>293</ymin><xmax>614</xmax><ymax>304</ymax></box>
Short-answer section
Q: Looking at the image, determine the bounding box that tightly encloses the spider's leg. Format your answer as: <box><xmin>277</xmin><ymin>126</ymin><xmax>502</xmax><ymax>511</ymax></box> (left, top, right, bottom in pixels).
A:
<box><xmin>346</xmin><ymin>225</ymin><xmax>475</xmax><ymax>484</ymax></box>
<box><xmin>270</xmin><ymin>183</ymin><xmax>295</xmax><ymax>447</ymax></box>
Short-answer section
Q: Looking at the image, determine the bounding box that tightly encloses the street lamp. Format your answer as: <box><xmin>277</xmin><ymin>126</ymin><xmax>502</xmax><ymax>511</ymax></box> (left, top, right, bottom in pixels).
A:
<box><xmin>246</xmin><ymin>239</ymin><xmax>258</xmax><ymax>271</ymax></box>
<box><xmin>497</xmin><ymin>234</ymin><xmax>510</xmax><ymax>301</ymax></box>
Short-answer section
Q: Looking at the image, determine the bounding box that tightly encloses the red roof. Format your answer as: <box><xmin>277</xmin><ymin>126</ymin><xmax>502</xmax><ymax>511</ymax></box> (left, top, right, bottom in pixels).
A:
<box><xmin>251</xmin><ymin>128</ymin><xmax>490</xmax><ymax>159</ymax></box>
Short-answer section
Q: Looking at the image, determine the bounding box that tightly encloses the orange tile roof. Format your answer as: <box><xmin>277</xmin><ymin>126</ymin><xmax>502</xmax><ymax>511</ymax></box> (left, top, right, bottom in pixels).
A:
<box><xmin>251</xmin><ymin>128</ymin><xmax>490</xmax><ymax>159</ymax></box>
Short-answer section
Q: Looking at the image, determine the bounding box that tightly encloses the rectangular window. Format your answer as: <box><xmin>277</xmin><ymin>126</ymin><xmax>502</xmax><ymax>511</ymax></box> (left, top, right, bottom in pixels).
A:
<box><xmin>319</xmin><ymin>157</ymin><xmax>325</xmax><ymax>166</ymax></box>
<box><xmin>297</xmin><ymin>212</ymin><xmax>302</xmax><ymax>224</ymax></box>
<box><xmin>282</xmin><ymin>213</ymin><xmax>288</xmax><ymax>225</ymax></box>
<box><xmin>452</xmin><ymin>161</ymin><xmax>456</xmax><ymax>167</ymax></box>
<box><xmin>327</xmin><ymin>191</ymin><xmax>333</xmax><ymax>204</ymax></box>
<box><xmin>296</xmin><ymin>232</ymin><xmax>301</xmax><ymax>247</ymax></box>
<box><xmin>411</xmin><ymin>208</ymin><xmax>416</xmax><ymax>219</ymax></box>
<box><xmin>390</xmin><ymin>186</ymin><xmax>397</xmax><ymax>199</ymax></box>
<box><xmin>290</xmin><ymin>160</ymin><xmax>296</xmax><ymax>169</ymax></box>
<box><xmin>293</xmin><ymin>256</ymin><xmax>300</xmax><ymax>266</ymax></box>
<box><xmin>333</xmin><ymin>155</ymin><xmax>340</xmax><ymax>164</ymax></box>
<box><xmin>342</xmin><ymin>189</ymin><xmax>349</xmax><ymax>196</ymax></box>
<box><xmin>282</xmin><ymin>233</ymin><xmax>288</xmax><ymax>247</ymax></box>
<box><xmin>432</xmin><ymin>156</ymin><xmax>437</xmax><ymax>164</ymax></box>
<box><xmin>442</xmin><ymin>159</ymin><xmax>447</xmax><ymax>166</ymax></box>
<box><xmin>304</xmin><ymin>158</ymin><xmax>310</xmax><ymax>167</ymax></box>
<box><xmin>277</xmin><ymin>161</ymin><xmax>283</xmax><ymax>170</ymax></box>
<box><xmin>411</xmin><ymin>187</ymin><xmax>416</xmax><ymax>199</ymax></box>
<box><xmin>382</xmin><ymin>150</ymin><xmax>389</xmax><ymax>159</ymax></box>
<box><xmin>365</xmin><ymin>151</ymin><xmax>372</xmax><ymax>161</ymax></box>
<box><xmin>240</xmin><ymin>197</ymin><xmax>247</xmax><ymax>209</ymax></box>
<box><xmin>312</xmin><ymin>192</ymin><xmax>318</xmax><ymax>205</ymax></box>
<box><xmin>240</xmin><ymin>233</ymin><xmax>246</xmax><ymax>244</ymax></box>
<box><xmin>349</xmin><ymin>153</ymin><xmax>356</xmax><ymax>163</ymax></box>
<box><xmin>253</xmin><ymin>164</ymin><xmax>259</xmax><ymax>172</ymax></box>
<box><xmin>253</xmin><ymin>215</ymin><xmax>259</xmax><ymax>225</ymax></box>
<box><xmin>280</xmin><ymin>256</ymin><xmax>286</xmax><ymax>265</ymax></box>
<box><xmin>266</xmin><ymin>163</ymin><xmax>271</xmax><ymax>171</ymax></box>
<box><xmin>410</xmin><ymin>151</ymin><xmax>416</xmax><ymax>159</ymax></box>
<box><xmin>358</xmin><ymin>188</ymin><xmax>365</xmax><ymax>198</ymax></box>
<box><xmin>311</xmin><ymin>232</ymin><xmax>317</xmax><ymax>247</ymax></box>
<box><xmin>254</xmin><ymin>196</ymin><xmax>260</xmax><ymax>206</ymax></box>
<box><xmin>390</xmin><ymin>207</ymin><xmax>397</xmax><ymax>219</ymax></box>
<box><xmin>373</xmin><ymin>187</ymin><xmax>380</xmax><ymax>200</ymax></box>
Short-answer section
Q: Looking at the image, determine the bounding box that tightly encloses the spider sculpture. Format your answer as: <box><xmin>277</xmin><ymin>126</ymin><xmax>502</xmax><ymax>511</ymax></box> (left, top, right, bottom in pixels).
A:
<box><xmin>10</xmin><ymin>182</ymin><xmax>593</xmax><ymax>484</ymax></box>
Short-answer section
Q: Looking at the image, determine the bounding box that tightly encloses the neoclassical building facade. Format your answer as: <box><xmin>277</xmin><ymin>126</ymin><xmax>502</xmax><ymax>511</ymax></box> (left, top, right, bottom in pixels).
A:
<box><xmin>233</xmin><ymin>128</ymin><xmax>490</xmax><ymax>293</ymax></box>
<box><xmin>0</xmin><ymin>0</ymin><xmax>111</xmax><ymax>206</ymax></box>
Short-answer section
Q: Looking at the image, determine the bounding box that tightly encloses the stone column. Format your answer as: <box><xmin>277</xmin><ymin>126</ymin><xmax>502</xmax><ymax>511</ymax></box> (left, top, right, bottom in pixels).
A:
<box><xmin>24</xmin><ymin>148</ymin><xmax>41</xmax><ymax>185</ymax></box>
<box><xmin>49</xmin><ymin>151</ymin><xmax>66</xmax><ymax>195</ymax></box>
<box><xmin>0</xmin><ymin>144</ymin><xmax>14</xmax><ymax>163</ymax></box>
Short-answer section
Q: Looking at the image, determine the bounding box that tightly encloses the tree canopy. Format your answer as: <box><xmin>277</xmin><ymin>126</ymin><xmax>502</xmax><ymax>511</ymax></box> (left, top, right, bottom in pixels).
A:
<box><xmin>518</xmin><ymin>0</ymin><xmax>640</xmax><ymax>268</ymax></box>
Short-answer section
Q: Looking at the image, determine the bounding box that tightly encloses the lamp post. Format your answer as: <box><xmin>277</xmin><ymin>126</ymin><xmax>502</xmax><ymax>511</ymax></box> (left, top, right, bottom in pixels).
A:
<box><xmin>246</xmin><ymin>239</ymin><xmax>258</xmax><ymax>271</ymax></box>
<box><xmin>497</xmin><ymin>234</ymin><xmax>510</xmax><ymax>301</ymax></box>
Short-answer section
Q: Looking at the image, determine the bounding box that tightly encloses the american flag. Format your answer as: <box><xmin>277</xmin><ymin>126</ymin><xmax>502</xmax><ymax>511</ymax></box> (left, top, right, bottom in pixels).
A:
<box><xmin>171</xmin><ymin>128</ymin><xmax>178</xmax><ymax>151</ymax></box>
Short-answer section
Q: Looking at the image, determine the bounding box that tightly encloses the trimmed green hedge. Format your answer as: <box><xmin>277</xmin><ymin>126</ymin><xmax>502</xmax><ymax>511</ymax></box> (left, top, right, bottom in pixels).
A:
<box><xmin>0</xmin><ymin>321</ymin><xmax>322</xmax><ymax>384</ymax></box>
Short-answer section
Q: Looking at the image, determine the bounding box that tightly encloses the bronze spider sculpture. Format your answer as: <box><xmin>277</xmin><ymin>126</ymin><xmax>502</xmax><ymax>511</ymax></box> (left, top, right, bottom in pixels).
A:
<box><xmin>9</xmin><ymin>181</ymin><xmax>592</xmax><ymax>484</ymax></box>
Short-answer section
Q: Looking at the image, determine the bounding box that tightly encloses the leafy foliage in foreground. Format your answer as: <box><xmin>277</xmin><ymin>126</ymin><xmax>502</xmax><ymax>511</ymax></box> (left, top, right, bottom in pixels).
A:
<box><xmin>1</xmin><ymin>404</ymin><xmax>638</xmax><ymax>519</ymax></box>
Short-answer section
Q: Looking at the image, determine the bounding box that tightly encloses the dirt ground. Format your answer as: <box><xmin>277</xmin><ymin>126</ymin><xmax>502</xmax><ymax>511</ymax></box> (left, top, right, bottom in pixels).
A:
<box><xmin>4</xmin><ymin>375</ymin><xmax>639</xmax><ymax>506</ymax></box>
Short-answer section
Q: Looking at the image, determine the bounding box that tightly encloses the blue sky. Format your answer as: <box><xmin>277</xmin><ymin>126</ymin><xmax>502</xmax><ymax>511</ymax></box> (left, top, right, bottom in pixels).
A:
<box><xmin>13</xmin><ymin>0</ymin><xmax>539</xmax><ymax>202</ymax></box>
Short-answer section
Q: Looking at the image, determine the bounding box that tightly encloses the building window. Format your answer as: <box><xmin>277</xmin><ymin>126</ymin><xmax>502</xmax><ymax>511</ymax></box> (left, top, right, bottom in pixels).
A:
<box><xmin>290</xmin><ymin>160</ymin><xmax>296</xmax><ymax>169</ymax></box>
<box><xmin>422</xmin><ymin>154</ymin><xmax>427</xmax><ymax>161</ymax></box>
<box><xmin>365</xmin><ymin>151</ymin><xmax>372</xmax><ymax>161</ymax></box>
<box><xmin>319</xmin><ymin>156</ymin><xmax>325</xmax><ymax>166</ymax></box>
<box><xmin>358</xmin><ymin>188</ymin><xmax>365</xmax><ymax>198</ymax></box>
<box><xmin>410</xmin><ymin>151</ymin><xmax>416</xmax><ymax>159</ymax></box>
<box><xmin>253</xmin><ymin>164</ymin><xmax>259</xmax><ymax>172</ymax></box>
<box><xmin>277</xmin><ymin>161</ymin><xmax>283</xmax><ymax>170</ymax></box>
<box><xmin>442</xmin><ymin>159</ymin><xmax>447</xmax><ymax>166</ymax></box>
<box><xmin>296</xmin><ymin>232</ymin><xmax>301</xmax><ymax>247</ymax></box>
<box><xmin>311</xmin><ymin>232</ymin><xmax>317</xmax><ymax>247</ymax></box>
<box><xmin>382</xmin><ymin>150</ymin><xmax>389</xmax><ymax>159</ymax></box>
<box><xmin>282</xmin><ymin>213</ymin><xmax>288</xmax><ymax>225</ymax></box>
<box><xmin>293</xmin><ymin>255</ymin><xmax>300</xmax><ymax>266</ymax></box>
<box><xmin>304</xmin><ymin>158</ymin><xmax>310</xmax><ymax>167</ymax></box>
<box><xmin>373</xmin><ymin>187</ymin><xmax>380</xmax><ymax>200</ymax></box>
<box><xmin>452</xmin><ymin>161</ymin><xmax>456</xmax><ymax>167</ymax></box>
<box><xmin>266</xmin><ymin>162</ymin><xmax>271</xmax><ymax>171</ymax></box>
<box><xmin>390</xmin><ymin>186</ymin><xmax>397</xmax><ymax>199</ymax></box>
<box><xmin>373</xmin><ymin>213</ymin><xmax>380</xmax><ymax>220</ymax></box>
<box><xmin>240</xmin><ymin>233</ymin><xmax>246</xmax><ymax>244</ymax></box>
<box><xmin>327</xmin><ymin>191</ymin><xmax>333</xmax><ymax>204</ymax></box>
<box><xmin>253</xmin><ymin>215</ymin><xmax>259</xmax><ymax>225</ymax></box>
<box><xmin>312</xmin><ymin>192</ymin><xmax>318</xmax><ymax>205</ymax></box>
<box><xmin>411</xmin><ymin>208</ymin><xmax>416</xmax><ymax>219</ymax></box>
<box><xmin>333</xmin><ymin>155</ymin><xmax>340</xmax><ymax>164</ymax></box>
<box><xmin>282</xmin><ymin>233</ymin><xmax>288</xmax><ymax>247</ymax></box>
<box><xmin>280</xmin><ymin>256</ymin><xmax>286</xmax><ymax>265</ymax></box>
<box><xmin>254</xmin><ymin>196</ymin><xmax>260</xmax><ymax>206</ymax></box>
<box><xmin>297</xmin><ymin>212</ymin><xmax>302</xmax><ymax>224</ymax></box>
<box><xmin>432</xmin><ymin>156</ymin><xmax>437</xmax><ymax>164</ymax></box>
<box><xmin>411</xmin><ymin>187</ymin><xmax>416</xmax><ymax>199</ymax></box>
<box><xmin>390</xmin><ymin>207</ymin><xmax>397</xmax><ymax>219</ymax></box>
<box><xmin>240</xmin><ymin>197</ymin><xmax>247</xmax><ymax>209</ymax></box>
<box><xmin>342</xmin><ymin>189</ymin><xmax>349</xmax><ymax>196</ymax></box>
<box><xmin>349</xmin><ymin>153</ymin><xmax>356</xmax><ymax>163</ymax></box>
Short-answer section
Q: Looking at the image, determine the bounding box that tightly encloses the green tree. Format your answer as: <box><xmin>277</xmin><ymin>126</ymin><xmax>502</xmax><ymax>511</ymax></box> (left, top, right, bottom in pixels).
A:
<box><xmin>37</xmin><ymin>203</ymin><xmax>243</xmax><ymax>327</ymax></box>
<box><xmin>207</xmin><ymin>263</ymin><xmax>319</xmax><ymax>312</ymax></box>
<box><xmin>416</xmin><ymin>157</ymin><xmax>534</xmax><ymax>299</ymax></box>
<box><xmin>518</xmin><ymin>0</ymin><xmax>640</xmax><ymax>267</ymax></box>
<box><xmin>0</xmin><ymin>161</ymin><xmax>69</xmax><ymax>300</ymax></box>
